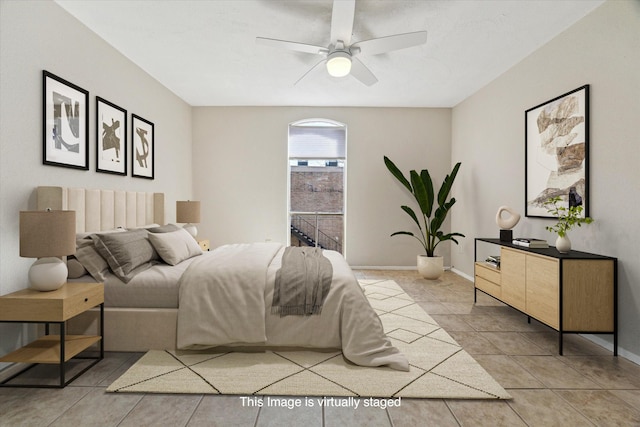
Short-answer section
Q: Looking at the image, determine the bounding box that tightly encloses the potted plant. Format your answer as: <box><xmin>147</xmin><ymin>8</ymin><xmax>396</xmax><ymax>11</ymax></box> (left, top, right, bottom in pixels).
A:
<box><xmin>384</xmin><ymin>156</ymin><xmax>464</xmax><ymax>279</ymax></box>
<box><xmin>543</xmin><ymin>196</ymin><xmax>593</xmax><ymax>253</ymax></box>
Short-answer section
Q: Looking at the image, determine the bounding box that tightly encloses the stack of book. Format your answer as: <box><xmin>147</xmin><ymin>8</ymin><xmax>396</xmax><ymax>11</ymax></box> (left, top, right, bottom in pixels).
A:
<box><xmin>512</xmin><ymin>238</ymin><xmax>549</xmax><ymax>248</ymax></box>
<box><xmin>484</xmin><ymin>255</ymin><xmax>500</xmax><ymax>268</ymax></box>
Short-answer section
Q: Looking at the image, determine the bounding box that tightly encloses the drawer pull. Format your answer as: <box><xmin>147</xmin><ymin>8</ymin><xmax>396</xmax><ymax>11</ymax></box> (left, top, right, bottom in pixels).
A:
<box><xmin>84</xmin><ymin>298</ymin><xmax>88</xmax><ymax>302</ymax></box>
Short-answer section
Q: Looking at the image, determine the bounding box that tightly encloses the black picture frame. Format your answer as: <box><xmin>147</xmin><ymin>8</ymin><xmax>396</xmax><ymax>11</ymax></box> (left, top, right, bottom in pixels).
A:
<box><xmin>525</xmin><ymin>85</ymin><xmax>589</xmax><ymax>218</ymax></box>
<box><xmin>42</xmin><ymin>70</ymin><xmax>89</xmax><ymax>170</ymax></box>
<box><xmin>96</xmin><ymin>97</ymin><xmax>127</xmax><ymax>175</ymax></box>
<box><xmin>131</xmin><ymin>114</ymin><xmax>154</xmax><ymax>179</ymax></box>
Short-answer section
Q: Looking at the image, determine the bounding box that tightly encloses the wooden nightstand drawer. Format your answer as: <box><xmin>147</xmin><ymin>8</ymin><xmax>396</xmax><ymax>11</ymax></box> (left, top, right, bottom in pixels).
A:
<box><xmin>63</xmin><ymin>283</ymin><xmax>104</xmax><ymax>320</ymax></box>
<box><xmin>0</xmin><ymin>282</ymin><xmax>104</xmax><ymax>322</ymax></box>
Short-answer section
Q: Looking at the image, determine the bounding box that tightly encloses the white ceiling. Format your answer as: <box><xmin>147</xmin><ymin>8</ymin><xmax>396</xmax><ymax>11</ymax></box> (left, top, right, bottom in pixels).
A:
<box><xmin>55</xmin><ymin>0</ymin><xmax>604</xmax><ymax>108</ymax></box>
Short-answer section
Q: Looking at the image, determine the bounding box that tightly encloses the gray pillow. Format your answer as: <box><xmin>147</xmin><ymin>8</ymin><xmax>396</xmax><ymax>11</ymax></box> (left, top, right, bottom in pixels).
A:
<box><xmin>92</xmin><ymin>229</ymin><xmax>158</xmax><ymax>283</ymax></box>
<box><xmin>74</xmin><ymin>242</ymin><xmax>110</xmax><ymax>282</ymax></box>
<box><xmin>73</xmin><ymin>229</ymin><xmax>126</xmax><ymax>282</ymax></box>
<box><xmin>67</xmin><ymin>257</ymin><xmax>88</xmax><ymax>279</ymax></box>
<box><xmin>148</xmin><ymin>227</ymin><xmax>203</xmax><ymax>265</ymax></box>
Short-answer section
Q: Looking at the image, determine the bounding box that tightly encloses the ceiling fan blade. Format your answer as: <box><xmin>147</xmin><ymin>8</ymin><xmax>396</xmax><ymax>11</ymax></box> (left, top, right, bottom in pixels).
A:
<box><xmin>351</xmin><ymin>31</ymin><xmax>427</xmax><ymax>56</ymax></box>
<box><xmin>256</xmin><ymin>37</ymin><xmax>328</xmax><ymax>55</ymax></box>
<box><xmin>294</xmin><ymin>59</ymin><xmax>326</xmax><ymax>86</ymax></box>
<box><xmin>330</xmin><ymin>0</ymin><xmax>355</xmax><ymax>45</ymax></box>
<box><xmin>350</xmin><ymin>58</ymin><xmax>378</xmax><ymax>86</ymax></box>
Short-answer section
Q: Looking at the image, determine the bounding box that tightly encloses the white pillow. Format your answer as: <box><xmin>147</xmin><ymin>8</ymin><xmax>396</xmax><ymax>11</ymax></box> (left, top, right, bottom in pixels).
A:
<box><xmin>129</xmin><ymin>223</ymin><xmax>161</xmax><ymax>230</ymax></box>
<box><xmin>148</xmin><ymin>227</ymin><xmax>203</xmax><ymax>266</ymax></box>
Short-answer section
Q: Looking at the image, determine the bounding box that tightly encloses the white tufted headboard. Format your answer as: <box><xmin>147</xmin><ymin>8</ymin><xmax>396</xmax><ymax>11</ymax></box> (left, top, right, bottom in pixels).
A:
<box><xmin>36</xmin><ymin>186</ymin><xmax>165</xmax><ymax>234</ymax></box>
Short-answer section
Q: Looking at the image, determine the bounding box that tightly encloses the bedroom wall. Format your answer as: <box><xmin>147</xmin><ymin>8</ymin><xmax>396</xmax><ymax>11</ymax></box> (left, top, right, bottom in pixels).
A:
<box><xmin>0</xmin><ymin>0</ymin><xmax>192</xmax><ymax>361</ymax></box>
<box><xmin>191</xmin><ymin>107</ymin><xmax>451</xmax><ymax>267</ymax></box>
<box><xmin>451</xmin><ymin>0</ymin><xmax>640</xmax><ymax>362</ymax></box>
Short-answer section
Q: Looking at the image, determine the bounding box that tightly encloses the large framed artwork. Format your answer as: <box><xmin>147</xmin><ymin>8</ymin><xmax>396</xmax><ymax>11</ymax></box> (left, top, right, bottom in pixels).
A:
<box><xmin>96</xmin><ymin>97</ymin><xmax>127</xmax><ymax>175</ymax></box>
<box><xmin>42</xmin><ymin>71</ymin><xmax>89</xmax><ymax>170</ymax></box>
<box><xmin>131</xmin><ymin>114</ymin><xmax>154</xmax><ymax>179</ymax></box>
<box><xmin>525</xmin><ymin>85</ymin><xmax>589</xmax><ymax>218</ymax></box>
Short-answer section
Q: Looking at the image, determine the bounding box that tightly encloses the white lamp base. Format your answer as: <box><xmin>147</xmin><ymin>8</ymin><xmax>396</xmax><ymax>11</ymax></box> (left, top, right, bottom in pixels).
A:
<box><xmin>29</xmin><ymin>257</ymin><xmax>67</xmax><ymax>291</ymax></box>
<box><xmin>183</xmin><ymin>224</ymin><xmax>198</xmax><ymax>239</ymax></box>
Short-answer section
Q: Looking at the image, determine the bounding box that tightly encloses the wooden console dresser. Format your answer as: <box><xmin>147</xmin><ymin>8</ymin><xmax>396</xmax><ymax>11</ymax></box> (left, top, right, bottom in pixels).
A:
<box><xmin>474</xmin><ymin>238</ymin><xmax>617</xmax><ymax>355</ymax></box>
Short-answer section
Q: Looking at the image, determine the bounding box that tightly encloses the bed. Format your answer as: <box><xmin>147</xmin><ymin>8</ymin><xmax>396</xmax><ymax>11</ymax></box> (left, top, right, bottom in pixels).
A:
<box><xmin>37</xmin><ymin>186</ymin><xmax>408</xmax><ymax>371</ymax></box>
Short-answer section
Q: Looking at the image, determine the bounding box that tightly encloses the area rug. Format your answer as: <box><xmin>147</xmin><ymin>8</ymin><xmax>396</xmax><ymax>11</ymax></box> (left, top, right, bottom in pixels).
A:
<box><xmin>107</xmin><ymin>280</ymin><xmax>510</xmax><ymax>399</ymax></box>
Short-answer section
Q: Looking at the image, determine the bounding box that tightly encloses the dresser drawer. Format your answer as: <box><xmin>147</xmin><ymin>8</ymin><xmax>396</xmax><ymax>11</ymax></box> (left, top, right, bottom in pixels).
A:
<box><xmin>475</xmin><ymin>262</ymin><xmax>501</xmax><ymax>284</ymax></box>
<box><xmin>475</xmin><ymin>276</ymin><xmax>501</xmax><ymax>299</ymax></box>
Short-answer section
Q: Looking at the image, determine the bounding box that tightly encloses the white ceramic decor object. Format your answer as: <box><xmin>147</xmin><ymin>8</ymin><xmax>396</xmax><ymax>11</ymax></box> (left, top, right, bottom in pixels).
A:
<box><xmin>28</xmin><ymin>257</ymin><xmax>68</xmax><ymax>291</ymax></box>
<box><xmin>495</xmin><ymin>206</ymin><xmax>521</xmax><ymax>230</ymax></box>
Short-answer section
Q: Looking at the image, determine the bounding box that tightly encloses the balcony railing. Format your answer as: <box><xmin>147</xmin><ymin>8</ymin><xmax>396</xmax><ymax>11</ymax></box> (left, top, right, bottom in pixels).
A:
<box><xmin>290</xmin><ymin>212</ymin><xmax>343</xmax><ymax>253</ymax></box>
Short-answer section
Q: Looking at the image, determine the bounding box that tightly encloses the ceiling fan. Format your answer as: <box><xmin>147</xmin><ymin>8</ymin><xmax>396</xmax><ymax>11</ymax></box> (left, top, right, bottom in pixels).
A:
<box><xmin>256</xmin><ymin>0</ymin><xmax>427</xmax><ymax>86</ymax></box>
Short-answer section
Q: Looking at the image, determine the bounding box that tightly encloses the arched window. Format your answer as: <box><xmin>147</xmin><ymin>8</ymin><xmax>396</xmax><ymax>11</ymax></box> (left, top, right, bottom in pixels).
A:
<box><xmin>288</xmin><ymin>119</ymin><xmax>346</xmax><ymax>254</ymax></box>
<box><xmin>289</xmin><ymin>119</ymin><xmax>345</xmax><ymax>161</ymax></box>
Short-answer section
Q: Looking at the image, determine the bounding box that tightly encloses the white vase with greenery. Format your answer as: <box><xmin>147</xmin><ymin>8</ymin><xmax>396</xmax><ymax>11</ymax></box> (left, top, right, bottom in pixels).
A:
<box><xmin>543</xmin><ymin>196</ymin><xmax>593</xmax><ymax>253</ymax></box>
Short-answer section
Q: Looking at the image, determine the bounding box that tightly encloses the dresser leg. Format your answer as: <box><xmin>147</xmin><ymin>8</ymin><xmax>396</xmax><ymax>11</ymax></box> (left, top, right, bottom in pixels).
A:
<box><xmin>60</xmin><ymin>322</ymin><xmax>66</xmax><ymax>387</ymax></box>
<box><xmin>100</xmin><ymin>303</ymin><xmax>104</xmax><ymax>359</ymax></box>
<box><xmin>558</xmin><ymin>332</ymin><xmax>563</xmax><ymax>356</ymax></box>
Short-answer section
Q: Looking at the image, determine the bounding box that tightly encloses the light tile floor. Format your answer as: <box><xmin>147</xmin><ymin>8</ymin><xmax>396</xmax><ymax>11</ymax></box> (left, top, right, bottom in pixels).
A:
<box><xmin>1</xmin><ymin>270</ymin><xmax>639</xmax><ymax>426</ymax></box>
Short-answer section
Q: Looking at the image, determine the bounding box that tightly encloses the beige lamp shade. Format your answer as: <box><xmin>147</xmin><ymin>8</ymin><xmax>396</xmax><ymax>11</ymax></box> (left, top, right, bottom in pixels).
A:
<box><xmin>20</xmin><ymin>210</ymin><xmax>76</xmax><ymax>258</ymax></box>
<box><xmin>176</xmin><ymin>201</ymin><xmax>201</xmax><ymax>224</ymax></box>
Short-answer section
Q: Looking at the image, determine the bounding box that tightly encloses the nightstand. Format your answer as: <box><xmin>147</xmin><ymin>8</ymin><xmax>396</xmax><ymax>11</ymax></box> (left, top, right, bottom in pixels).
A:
<box><xmin>198</xmin><ymin>239</ymin><xmax>210</xmax><ymax>251</ymax></box>
<box><xmin>0</xmin><ymin>282</ymin><xmax>104</xmax><ymax>388</ymax></box>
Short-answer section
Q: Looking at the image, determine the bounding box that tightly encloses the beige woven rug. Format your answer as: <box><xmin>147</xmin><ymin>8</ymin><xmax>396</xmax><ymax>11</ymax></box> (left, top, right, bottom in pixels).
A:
<box><xmin>107</xmin><ymin>280</ymin><xmax>510</xmax><ymax>399</ymax></box>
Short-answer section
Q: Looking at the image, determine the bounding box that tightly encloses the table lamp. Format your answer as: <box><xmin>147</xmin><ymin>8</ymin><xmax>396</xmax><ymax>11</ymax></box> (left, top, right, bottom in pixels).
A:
<box><xmin>20</xmin><ymin>210</ymin><xmax>76</xmax><ymax>291</ymax></box>
<box><xmin>176</xmin><ymin>201</ymin><xmax>200</xmax><ymax>238</ymax></box>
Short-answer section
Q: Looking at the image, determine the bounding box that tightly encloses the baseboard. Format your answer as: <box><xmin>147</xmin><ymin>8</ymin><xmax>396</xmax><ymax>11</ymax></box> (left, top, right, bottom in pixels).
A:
<box><xmin>450</xmin><ymin>267</ymin><xmax>473</xmax><ymax>281</ymax></box>
<box><xmin>581</xmin><ymin>334</ymin><xmax>640</xmax><ymax>366</ymax></box>
<box><xmin>351</xmin><ymin>265</ymin><xmax>454</xmax><ymax>271</ymax></box>
<box><xmin>0</xmin><ymin>362</ymin><xmax>32</xmax><ymax>384</ymax></box>
<box><xmin>350</xmin><ymin>265</ymin><xmax>416</xmax><ymax>271</ymax></box>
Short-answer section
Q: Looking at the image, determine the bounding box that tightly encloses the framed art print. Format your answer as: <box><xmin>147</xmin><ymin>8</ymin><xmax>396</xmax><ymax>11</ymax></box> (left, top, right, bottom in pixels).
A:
<box><xmin>96</xmin><ymin>97</ymin><xmax>127</xmax><ymax>175</ymax></box>
<box><xmin>525</xmin><ymin>85</ymin><xmax>589</xmax><ymax>218</ymax></box>
<box><xmin>42</xmin><ymin>70</ymin><xmax>89</xmax><ymax>170</ymax></box>
<box><xmin>132</xmin><ymin>114</ymin><xmax>154</xmax><ymax>179</ymax></box>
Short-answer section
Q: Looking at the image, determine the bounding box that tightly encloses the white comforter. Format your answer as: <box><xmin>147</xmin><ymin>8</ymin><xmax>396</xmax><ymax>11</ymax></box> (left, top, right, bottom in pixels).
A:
<box><xmin>177</xmin><ymin>242</ymin><xmax>409</xmax><ymax>371</ymax></box>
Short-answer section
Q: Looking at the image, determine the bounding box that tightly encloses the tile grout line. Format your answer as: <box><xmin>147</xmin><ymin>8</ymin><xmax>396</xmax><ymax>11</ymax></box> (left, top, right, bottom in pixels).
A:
<box><xmin>183</xmin><ymin>394</ymin><xmax>205</xmax><ymax>427</ymax></box>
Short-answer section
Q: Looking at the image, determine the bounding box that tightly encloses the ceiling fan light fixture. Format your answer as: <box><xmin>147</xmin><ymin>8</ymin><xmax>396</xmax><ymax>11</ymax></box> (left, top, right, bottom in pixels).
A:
<box><xmin>326</xmin><ymin>51</ymin><xmax>352</xmax><ymax>77</ymax></box>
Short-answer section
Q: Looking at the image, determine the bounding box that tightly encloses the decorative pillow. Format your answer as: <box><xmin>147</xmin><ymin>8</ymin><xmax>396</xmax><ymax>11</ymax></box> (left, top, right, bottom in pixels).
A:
<box><xmin>127</xmin><ymin>223</ymin><xmax>160</xmax><ymax>231</ymax></box>
<box><xmin>72</xmin><ymin>228</ymin><xmax>127</xmax><ymax>282</ymax></box>
<box><xmin>147</xmin><ymin>223</ymin><xmax>181</xmax><ymax>233</ymax></box>
<box><xmin>74</xmin><ymin>243</ymin><xmax>111</xmax><ymax>282</ymax></box>
<box><xmin>148</xmin><ymin>227</ymin><xmax>203</xmax><ymax>266</ymax></box>
<box><xmin>76</xmin><ymin>227</ymin><xmax>125</xmax><ymax>240</ymax></box>
<box><xmin>67</xmin><ymin>256</ymin><xmax>88</xmax><ymax>279</ymax></box>
<box><xmin>92</xmin><ymin>229</ymin><xmax>158</xmax><ymax>283</ymax></box>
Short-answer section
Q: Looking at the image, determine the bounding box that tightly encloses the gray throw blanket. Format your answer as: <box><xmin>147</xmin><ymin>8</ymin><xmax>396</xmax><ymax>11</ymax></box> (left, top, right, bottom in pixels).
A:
<box><xmin>271</xmin><ymin>246</ymin><xmax>333</xmax><ymax>317</ymax></box>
